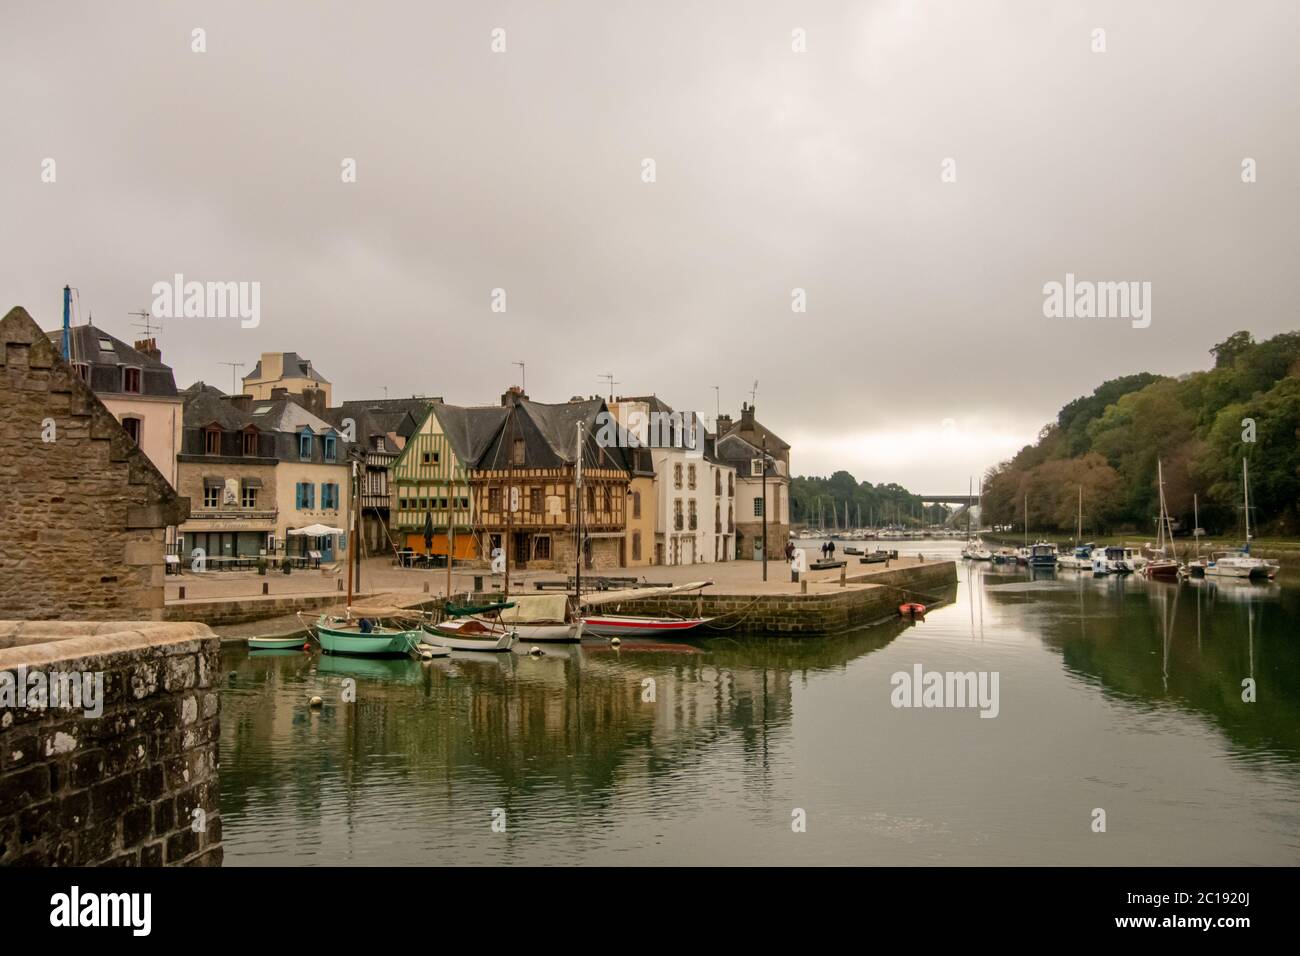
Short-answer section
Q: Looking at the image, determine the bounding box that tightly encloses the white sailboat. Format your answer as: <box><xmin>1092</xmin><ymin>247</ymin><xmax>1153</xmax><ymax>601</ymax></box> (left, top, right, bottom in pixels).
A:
<box><xmin>1205</xmin><ymin>459</ymin><xmax>1279</xmax><ymax>579</ymax></box>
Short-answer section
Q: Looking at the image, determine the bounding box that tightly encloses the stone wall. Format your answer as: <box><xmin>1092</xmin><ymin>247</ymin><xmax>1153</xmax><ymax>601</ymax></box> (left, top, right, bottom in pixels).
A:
<box><xmin>0</xmin><ymin>620</ymin><xmax>222</xmax><ymax>867</ymax></box>
<box><xmin>590</xmin><ymin>561</ymin><xmax>958</xmax><ymax>636</ymax></box>
<box><xmin>0</xmin><ymin>306</ymin><xmax>189</xmax><ymax>620</ymax></box>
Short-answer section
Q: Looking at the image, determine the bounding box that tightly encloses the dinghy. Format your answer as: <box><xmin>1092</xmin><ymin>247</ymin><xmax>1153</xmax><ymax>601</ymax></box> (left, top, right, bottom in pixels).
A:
<box><xmin>248</xmin><ymin>635</ymin><xmax>308</xmax><ymax>651</ymax></box>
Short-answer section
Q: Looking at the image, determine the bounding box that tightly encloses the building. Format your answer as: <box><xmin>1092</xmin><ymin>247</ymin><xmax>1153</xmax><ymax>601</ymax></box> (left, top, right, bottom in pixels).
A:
<box><xmin>716</xmin><ymin>403</ymin><xmax>791</xmax><ymax>560</ymax></box>
<box><xmin>2</xmin><ymin>306</ymin><xmax>188</xmax><ymax>619</ymax></box>
<box><xmin>389</xmin><ymin>400</ymin><xmax>503</xmax><ymax>562</ymax></box>
<box><xmin>609</xmin><ymin>396</ymin><xmax>732</xmax><ymax>565</ymax></box>
<box><xmin>326</xmin><ymin>397</ymin><xmax>434</xmax><ymax>554</ymax></box>
<box><xmin>242</xmin><ymin>351</ymin><xmax>332</xmax><ymax>406</ymax></box>
<box><xmin>175</xmin><ymin>387</ymin><xmax>351</xmax><ymax>563</ymax></box>
<box><xmin>46</xmin><ymin>326</ymin><xmax>183</xmax><ymax>489</ymax></box>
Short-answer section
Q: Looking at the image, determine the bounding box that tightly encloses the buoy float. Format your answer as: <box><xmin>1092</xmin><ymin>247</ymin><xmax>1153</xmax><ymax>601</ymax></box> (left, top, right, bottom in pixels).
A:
<box><xmin>309</xmin><ymin>695</ymin><xmax>323</xmax><ymax>708</ymax></box>
<box><xmin>528</xmin><ymin>646</ymin><xmax>542</xmax><ymax>657</ymax></box>
<box><xmin>420</xmin><ymin>649</ymin><xmax>434</xmax><ymax>661</ymax></box>
<box><xmin>302</xmin><ymin>642</ymin><xmax>311</xmax><ymax>652</ymax></box>
<box><xmin>609</xmin><ymin>636</ymin><xmax>622</xmax><ymax>647</ymax></box>
<box><xmin>898</xmin><ymin>602</ymin><xmax>926</xmax><ymax>618</ymax></box>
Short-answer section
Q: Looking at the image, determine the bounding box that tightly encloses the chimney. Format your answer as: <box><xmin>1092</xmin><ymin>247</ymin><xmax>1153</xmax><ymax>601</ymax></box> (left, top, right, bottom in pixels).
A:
<box><xmin>500</xmin><ymin>385</ymin><xmax>527</xmax><ymax>406</ymax></box>
<box><xmin>271</xmin><ymin>386</ymin><xmax>289</xmax><ymax>401</ymax></box>
<box><xmin>224</xmin><ymin>394</ymin><xmax>253</xmax><ymax>413</ymax></box>
<box><xmin>261</xmin><ymin>352</ymin><xmax>284</xmax><ymax>382</ymax></box>
<box><xmin>133</xmin><ymin>338</ymin><xmax>161</xmax><ymax>362</ymax></box>
<box><xmin>716</xmin><ymin>413</ymin><xmax>733</xmax><ymax>435</ymax></box>
<box><xmin>303</xmin><ymin>386</ymin><xmax>327</xmax><ymax>418</ymax></box>
<box><xmin>740</xmin><ymin>402</ymin><xmax>755</xmax><ymax>428</ymax></box>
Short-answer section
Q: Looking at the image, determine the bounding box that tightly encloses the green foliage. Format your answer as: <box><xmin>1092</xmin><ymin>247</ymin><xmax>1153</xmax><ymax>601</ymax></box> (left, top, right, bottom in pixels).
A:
<box><xmin>789</xmin><ymin>473</ymin><xmax>940</xmax><ymax>528</ymax></box>
<box><xmin>983</xmin><ymin>330</ymin><xmax>1300</xmax><ymax>536</ymax></box>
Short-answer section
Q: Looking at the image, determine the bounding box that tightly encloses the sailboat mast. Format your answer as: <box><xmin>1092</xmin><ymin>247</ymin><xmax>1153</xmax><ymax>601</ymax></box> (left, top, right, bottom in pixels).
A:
<box><xmin>1243</xmin><ymin>457</ymin><xmax>1252</xmax><ymax>543</ymax></box>
<box><xmin>574</xmin><ymin>420</ymin><xmax>583</xmax><ymax>606</ymax></box>
<box><xmin>1076</xmin><ymin>485</ymin><xmax>1083</xmax><ymax>542</ymax></box>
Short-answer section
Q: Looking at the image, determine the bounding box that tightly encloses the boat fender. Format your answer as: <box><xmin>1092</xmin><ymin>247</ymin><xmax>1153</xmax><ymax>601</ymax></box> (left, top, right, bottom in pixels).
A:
<box><xmin>420</xmin><ymin>649</ymin><xmax>434</xmax><ymax>661</ymax></box>
<box><xmin>302</xmin><ymin>642</ymin><xmax>311</xmax><ymax>652</ymax></box>
<box><xmin>528</xmin><ymin>646</ymin><xmax>543</xmax><ymax>657</ymax></box>
<box><xmin>309</xmin><ymin>696</ymin><xmax>323</xmax><ymax>708</ymax></box>
<box><xmin>609</xmin><ymin>636</ymin><xmax>622</xmax><ymax>647</ymax></box>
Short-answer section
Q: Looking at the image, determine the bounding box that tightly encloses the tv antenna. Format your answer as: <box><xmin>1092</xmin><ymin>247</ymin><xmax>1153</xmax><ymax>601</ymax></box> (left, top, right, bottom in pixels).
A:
<box><xmin>599</xmin><ymin>373</ymin><xmax>619</xmax><ymax>402</ymax></box>
<box><xmin>749</xmin><ymin>380</ymin><xmax>759</xmax><ymax>407</ymax></box>
<box><xmin>128</xmin><ymin>308</ymin><xmax>160</xmax><ymax>338</ymax></box>
<box><xmin>513</xmin><ymin>361</ymin><xmax>525</xmax><ymax>392</ymax></box>
<box><xmin>219</xmin><ymin>362</ymin><xmax>244</xmax><ymax>396</ymax></box>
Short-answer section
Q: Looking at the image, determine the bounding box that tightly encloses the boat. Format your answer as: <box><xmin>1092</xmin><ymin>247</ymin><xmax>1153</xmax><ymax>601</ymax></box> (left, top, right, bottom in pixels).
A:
<box><xmin>1026</xmin><ymin>541</ymin><xmax>1057</xmax><ymax>568</ymax></box>
<box><xmin>1205</xmin><ymin>459</ymin><xmax>1280</xmax><ymax>580</ymax></box>
<box><xmin>1093</xmin><ymin>546</ymin><xmax>1129</xmax><ymax>574</ymax></box>
<box><xmin>860</xmin><ymin>549</ymin><xmax>889</xmax><ymax>564</ymax></box>
<box><xmin>992</xmin><ymin>547</ymin><xmax>1019</xmax><ymax>565</ymax></box>
<box><xmin>421</xmin><ymin>617</ymin><xmax>515</xmax><ymax>652</ymax></box>
<box><xmin>248</xmin><ymin>635</ymin><xmax>308</xmax><ymax>651</ymax></box>
<box><xmin>313</xmin><ymin>612</ymin><xmax>424</xmax><ymax>657</ymax></box>
<box><xmin>898</xmin><ymin>602</ymin><xmax>926</xmax><ymax>618</ymax></box>
<box><xmin>580</xmin><ymin>580</ymin><xmax>714</xmax><ymax>638</ymax></box>
<box><xmin>1057</xmin><ymin>543</ymin><xmax>1094</xmax><ymax>570</ymax></box>
<box><xmin>493</xmin><ymin>593</ymin><xmax>584</xmax><ymax>642</ymax></box>
<box><xmin>1142</xmin><ymin>461</ymin><xmax>1182</xmax><ymax>579</ymax></box>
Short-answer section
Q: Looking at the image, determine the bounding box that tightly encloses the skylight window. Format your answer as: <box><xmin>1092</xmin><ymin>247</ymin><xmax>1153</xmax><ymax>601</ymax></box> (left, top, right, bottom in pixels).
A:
<box><xmin>253</xmin><ymin>405</ymin><xmax>272</xmax><ymax>415</ymax></box>
<box><xmin>98</xmin><ymin>337</ymin><xmax>114</xmax><ymax>352</ymax></box>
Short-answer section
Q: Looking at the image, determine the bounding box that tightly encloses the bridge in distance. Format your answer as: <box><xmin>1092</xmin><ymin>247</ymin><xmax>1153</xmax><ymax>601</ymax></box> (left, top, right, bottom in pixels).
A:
<box><xmin>918</xmin><ymin>494</ymin><xmax>978</xmax><ymax>507</ymax></box>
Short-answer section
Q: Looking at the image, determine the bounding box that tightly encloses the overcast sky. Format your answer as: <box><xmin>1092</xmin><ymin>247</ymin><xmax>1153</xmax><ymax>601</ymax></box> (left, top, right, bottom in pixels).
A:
<box><xmin>3</xmin><ymin>1</ymin><xmax>1296</xmax><ymax>492</ymax></box>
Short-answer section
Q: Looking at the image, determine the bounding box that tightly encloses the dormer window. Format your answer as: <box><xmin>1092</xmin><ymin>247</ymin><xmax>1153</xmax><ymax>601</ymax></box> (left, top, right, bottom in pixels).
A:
<box><xmin>299</xmin><ymin>428</ymin><xmax>313</xmax><ymax>461</ymax></box>
<box><xmin>751</xmin><ymin>458</ymin><xmax>763</xmax><ymax>477</ymax></box>
<box><xmin>242</xmin><ymin>428</ymin><xmax>258</xmax><ymax>456</ymax></box>
<box><xmin>122</xmin><ymin>367</ymin><xmax>142</xmax><ymax>393</ymax></box>
<box><xmin>204</xmin><ymin>427</ymin><xmax>221</xmax><ymax>455</ymax></box>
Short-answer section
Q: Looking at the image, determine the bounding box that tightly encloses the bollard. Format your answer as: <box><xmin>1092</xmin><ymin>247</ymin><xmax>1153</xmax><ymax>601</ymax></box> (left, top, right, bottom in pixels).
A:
<box><xmin>473</xmin><ymin>575</ymin><xmax>483</xmax><ymax>592</ymax></box>
<box><xmin>801</xmin><ymin>579</ymin><xmax>808</xmax><ymax>594</ymax></box>
<box><xmin>423</xmin><ymin>581</ymin><xmax>430</xmax><ymax>593</ymax></box>
<box><xmin>337</xmin><ymin>579</ymin><xmax>343</xmax><ymax>591</ymax></box>
<box><xmin>791</xmin><ymin>570</ymin><xmax>799</xmax><ymax>583</ymax></box>
<box><xmin>179</xmin><ymin>586</ymin><xmax>185</xmax><ymax>600</ymax></box>
<box><xmin>262</xmin><ymin>582</ymin><xmax>268</xmax><ymax>595</ymax></box>
<box><xmin>840</xmin><ymin>566</ymin><xmax>846</xmax><ymax>588</ymax></box>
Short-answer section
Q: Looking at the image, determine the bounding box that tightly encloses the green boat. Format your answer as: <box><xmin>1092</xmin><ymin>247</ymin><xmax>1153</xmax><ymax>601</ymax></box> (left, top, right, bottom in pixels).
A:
<box><xmin>313</xmin><ymin>615</ymin><xmax>422</xmax><ymax>657</ymax></box>
<box><xmin>443</xmin><ymin>600</ymin><xmax>515</xmax><ymax>618</ymax></box>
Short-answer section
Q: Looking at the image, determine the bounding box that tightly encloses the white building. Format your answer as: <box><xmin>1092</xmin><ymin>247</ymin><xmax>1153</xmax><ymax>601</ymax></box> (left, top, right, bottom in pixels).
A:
<box><xmin>609</xmin><ymin>396</ymin><xmax>735</xmax><ymax>566</ymax></box>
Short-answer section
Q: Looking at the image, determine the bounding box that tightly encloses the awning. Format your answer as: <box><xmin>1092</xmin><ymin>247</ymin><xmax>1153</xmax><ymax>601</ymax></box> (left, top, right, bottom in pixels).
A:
<box><xmin>242</xmin><ymin>477</ymin><xmax>263</xmax><ymax>488</ymax></box>
<box><xmin>288</xmin><ymin>524</ymin><xmax>345</xmax><ymax>536</ymax></box>
<box><xmin>203</xmin><ymin>477</ymin><xmax>224</xmax><ymax>488</ymax></box>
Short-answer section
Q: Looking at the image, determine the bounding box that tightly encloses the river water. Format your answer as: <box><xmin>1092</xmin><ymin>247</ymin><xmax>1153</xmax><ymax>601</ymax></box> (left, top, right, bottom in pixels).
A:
<box><xmin>218</xmin><ymin>541</ymin><xmax>1300</xmax><ymax>865</ymax></box>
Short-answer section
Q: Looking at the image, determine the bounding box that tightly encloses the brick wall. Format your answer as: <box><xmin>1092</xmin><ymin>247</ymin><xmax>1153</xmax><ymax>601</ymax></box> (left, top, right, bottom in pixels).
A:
<box><xmin>0</xmin><ymin>621</ymin><xmax>222</xmax><ymax>866</ymax></box>
<box><xmin>0</xmin><ymin>306</ymin><xmax>189</xmax><ymax>620</ymax></box>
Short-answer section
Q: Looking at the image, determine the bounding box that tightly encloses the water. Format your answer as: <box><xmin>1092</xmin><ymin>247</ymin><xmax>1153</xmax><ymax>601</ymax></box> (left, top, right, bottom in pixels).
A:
<box><xmin>218</xmin><ymin>541</ymin><xmax>1300</xmax><ymax>865</ymax></box>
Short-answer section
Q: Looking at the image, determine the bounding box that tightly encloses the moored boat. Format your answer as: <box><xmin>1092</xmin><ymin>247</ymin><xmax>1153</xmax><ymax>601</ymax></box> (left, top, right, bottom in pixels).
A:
<box><xmin>248</xmin><ymin>635</ymin><xmax>308</xmax><ymax>651</ymax></box>
<box><xmin>580</xmin><ymin>614</ymin><xmax>712</xmax><ymax>638</ymax></box>
<box><xmin>313</xmin><ymin>613</ymin><xmax>423</xmax><ymax>657</ymax></box>
<box><xmin>422</xmin><ymin>617</ymin><xmax>515</xmax><ymax>652</ymax></box>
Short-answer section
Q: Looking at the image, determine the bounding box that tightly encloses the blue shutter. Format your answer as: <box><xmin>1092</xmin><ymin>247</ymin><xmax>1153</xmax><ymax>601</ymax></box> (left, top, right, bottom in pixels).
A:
<box><xmin>295</xmin><ymin>482</ymin><xmax>303</xmax><ymax>509</ymax></box>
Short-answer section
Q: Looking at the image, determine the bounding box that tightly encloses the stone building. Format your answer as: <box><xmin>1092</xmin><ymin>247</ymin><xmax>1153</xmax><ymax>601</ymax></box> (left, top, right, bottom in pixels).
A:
<box><xmin>0</xmin><ymin>306</ymin><xmax>188</xmax><ymax>620</ymax></box>
<box><xmin>241</xmin><ymin>351</ymin><xmax>332</xmax><ymax>405</ymax></box>
<box><xmin>716</xmin><ymin>403</ymin><xmax>791</xmax><ymax>560</ymax></box>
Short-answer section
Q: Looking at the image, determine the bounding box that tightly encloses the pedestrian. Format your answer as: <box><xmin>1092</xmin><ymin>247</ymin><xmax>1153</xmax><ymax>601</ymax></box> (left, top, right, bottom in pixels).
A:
<box><xmin>828</xmin><ymin>540</ymin><xmax>836</xmax><ymax>560</ymax></box>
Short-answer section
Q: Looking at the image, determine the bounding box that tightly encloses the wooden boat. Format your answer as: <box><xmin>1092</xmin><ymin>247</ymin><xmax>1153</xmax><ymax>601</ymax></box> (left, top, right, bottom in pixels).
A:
<box><xmin>422</xmin><ymin>617</ymin><xmax>515</xmax><ymax>652</ymax></box>
<box><xmin>491</xmin><ymin>594</ymin><xmax>583</xmax><ymax>642</ymax></box>
<box><xmin>581</xmin><ymin>614</ymin><xmax>712</xmax><ymax>638</ymax></box>
<box><xmin>248</xmin><ymin>635</ymin><xmax>307</xmax><ymax>651</ymax></box>
<box><xmin>898</xmin><ymin>602</ymin><xmax>926</xmax><ymax>618</ymax></box>
<box><xmin>313</xmin><ymin>615</ymin><xmax>423</xmax><ymax>657</ymax></box>
<box><xmin>860</xmin><ymin>550</ymin><xmax>889</xmax><ymax>564</ymax></box>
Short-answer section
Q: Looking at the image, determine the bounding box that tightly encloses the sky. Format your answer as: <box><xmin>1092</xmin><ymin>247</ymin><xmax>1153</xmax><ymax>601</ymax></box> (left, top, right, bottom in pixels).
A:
<box><xmin>2</xmin><ymin>1</ymin><xmax>1296</xmax><ymax>493</ymax></box>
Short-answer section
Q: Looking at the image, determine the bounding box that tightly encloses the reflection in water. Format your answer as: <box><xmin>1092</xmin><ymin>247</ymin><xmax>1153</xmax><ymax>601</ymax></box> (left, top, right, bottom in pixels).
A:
<box><xmin>220</xmin><ymin>548</ymin><xmax>1300</xmax><ymax>865</ymax></box>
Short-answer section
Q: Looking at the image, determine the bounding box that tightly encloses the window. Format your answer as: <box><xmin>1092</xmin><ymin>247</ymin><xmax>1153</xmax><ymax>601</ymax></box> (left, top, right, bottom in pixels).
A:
<box><xmin>674</xmin><ymin>499</ymin><xmax>683</xmax><ymax>531</ymax></box>
<box><xmin>728</xmin><ymin>473</ymin><xmax>734</xmax><ymax>496</ymax></box>
<box><xmin>534</xmin><ymin>536</ymin><xmax>551</xmax><ymax>560</ymax></box>
<box><xmin>242</xmin><ymin>484</ymin><xmax>258</xmax><ymax>509</ymax></box>
<box><xmin>296</xmin><ymin>482</ymin><xmax>316</xmax><ymax>510</ymax></box>
<box><xmin>204</xmin><ymin>427</ymin><xmax>221</xmax><ymax>455</ymax></box>
<box><xmin>488</xmin><ymin>487</ymin><xmax>502</xmax><ymax>512</ymax></box>
<box><xmin>715</xmin><ymin>503</ymin><xmax>721</xmax><ymax>533</ymax></box>
<box><xmin>73</xmin><ymin>363</ymin><xmax>89</xmax><ymax>382</ymax></box>
<box><xmin>751</xmin><ymin>458</ymin><xmax>764</xmax><ymax>477</ymax></box>
<box><xmin>322</xmin><ymin>483</ymin><xmax>339</xmax><ymax>510</ymax></box>
<box><xmin>299</xmin><ymin>429</ymin><xmax>313</xmax><ymax>461</ymax></box>
<box><xmin>530</xmin><ymin>487</ymin><xmax>543</xmax><ymax>514</ymax></box>
<box><xmin>587</xmin><ymin>485</ymin><xmax>596</xmax><ymax>512</ymax></box>
<box><xmin>121</xmin><ymin>417</ymin><xmax>141</xmax><ymax>444</ymax></box>
<box><xmin>422</xmin><ymin>450</ymin><xmax>439</xmax><ymax>465</ymax></box>
<box><xmin>242</xmin><ymin>429</ymin><xmax>258</xmax><ymax>456</ymax></box>
<box><xmin>324</xmin><ymin>435</ymin><xmax>336</xmax><ymax>463</ymax></box>
<box><xmin>204</xmin><ymin>485</ymin><xmax>219</xmax><ymax>508</ymax></box>
<box><xmin>122</xmin><ymin>367</ymin><xmax>141</xmax><ymax>393</ymax></box>
<box><xmin>715</xmin><ymin>469</ymin><xmax>721</xmax><ymax>496</ymax></box>
<box><xmin>688</xmin><ymin>500</ymin><xmax>698</xmax><ymax>530</ymax></box>
<box><xmin>632</xmin><ymin>490</ymin><xmax>641</xmax><ymax>519</ymax></box>
<box><xmin>728</xmin><ymin>504</ymin><xmax>734</xmax><ymax>532</ymax></box>
<box><xmin>512</xmin><ymin>438</ymin><xmax>526</xmax><ymax>465</ymax></box>
<box><xmin>687</xmin><ymin>464</ymin><xmax>696</xmax><ymax>490</ymax></box>
<box><xmin>753</xmin><ymin>497</ymin><xmax>765</xmax><ymax>517</ymax></box>
<box><xmin>632</xmin><ymin>531</ymin><xmax>642</xmax><ymax>561</ymax></box>
<box><xmin>673</xmin><ymin>463</ymin><xmax>682</xmax><ymax>489</ymax></box>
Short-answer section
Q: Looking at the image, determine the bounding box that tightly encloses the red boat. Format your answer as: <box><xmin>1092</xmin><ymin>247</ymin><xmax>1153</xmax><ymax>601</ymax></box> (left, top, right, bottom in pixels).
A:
<box><xmin>580</xmin><ymin>614</ymin><xmax>712</xmax><ymax>638</ymax></box>
<box><xmin>898</xmin><ymin>602</ymin><xmax>926</xmax><ymax>618</ymax></box>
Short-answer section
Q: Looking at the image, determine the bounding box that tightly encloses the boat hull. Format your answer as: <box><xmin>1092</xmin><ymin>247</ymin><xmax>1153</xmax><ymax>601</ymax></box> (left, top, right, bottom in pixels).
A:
<box><xmin>316</xmin><ymin>622</ymin><xmax>420</xmax><ymax>657</ymax></box>
<box><xmin>421</xmin><ymin>621</ymin><xmax>515</xmax><ymax>652</ymax></box>
<box><xmin>581</xmin><ymin>615</ymin><xmax>712</xmax><ymax>638</ymax></box>
<box><xmin>248</xmin><ymin>636</ymin><xmax>307</xmax><ymax>651</ymax></box>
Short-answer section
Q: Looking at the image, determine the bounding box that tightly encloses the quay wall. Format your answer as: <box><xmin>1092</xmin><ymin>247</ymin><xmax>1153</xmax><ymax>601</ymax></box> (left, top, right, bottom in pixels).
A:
<box><xmin>590</xmin><ymin>561</ymin><xmax>957</xmax><ymax>636</ymax></box>
<box><xmin>0</xmin><ymin>621</ymin><xmax>222</xmax><ymax>867</ymax></box>
<box><xmin>163</xmin><ymin>590</ymin><xmax>377</xmax><ymax>627</ymax></box>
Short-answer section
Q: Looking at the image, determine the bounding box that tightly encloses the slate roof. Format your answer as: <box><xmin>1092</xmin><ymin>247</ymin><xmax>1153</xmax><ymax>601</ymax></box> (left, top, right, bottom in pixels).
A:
<box><xmin>47</xmin><ymin>325</ymin><xmax>179</xmax><ymax>397</ymax></box>
<box><xmin>716</xmin><ymin>433</ymin><xmax>783</xmax><ymax>477</ymax></box>
<box><xmin>432</xmin><ymin>397</ymin><xmax>634</xmax><ymax>474</ymax></box>
<box><xmin>244</xmin><ymin>352</ymin><xmax>330</xmax><ymax>385</ymax></box>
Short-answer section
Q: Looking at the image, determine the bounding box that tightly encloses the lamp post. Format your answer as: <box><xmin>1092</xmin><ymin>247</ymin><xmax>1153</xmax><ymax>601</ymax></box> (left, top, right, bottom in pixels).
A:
<box><xmin>761</xmin><ymin>437</ymin><xmax>768</xmax><ymax>582</ymax></box>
